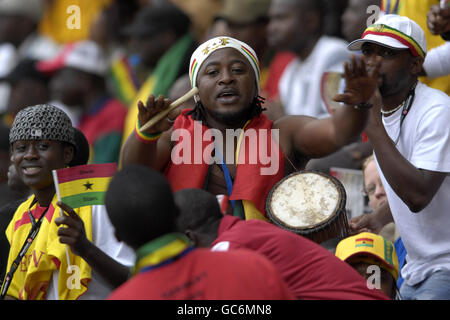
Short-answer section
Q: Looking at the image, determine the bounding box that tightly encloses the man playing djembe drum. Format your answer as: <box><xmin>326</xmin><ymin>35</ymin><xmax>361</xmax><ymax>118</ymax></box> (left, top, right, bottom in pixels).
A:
<box><xmin>121</xmin><ymin>36</ymin><xmax>381</xmax><ymax>221</ymax></box>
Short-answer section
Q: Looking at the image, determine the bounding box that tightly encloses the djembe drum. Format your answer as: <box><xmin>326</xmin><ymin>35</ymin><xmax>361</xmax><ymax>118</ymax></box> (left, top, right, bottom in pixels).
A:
<box><xmin>266</xmin><ymin>170</ymin><xmax>349</xmax><ymax>244</ymax></box>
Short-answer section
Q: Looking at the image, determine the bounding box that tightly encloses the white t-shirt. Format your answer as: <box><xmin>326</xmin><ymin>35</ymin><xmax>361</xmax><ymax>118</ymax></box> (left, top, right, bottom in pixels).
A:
<box><xmin>278</xmin><ymin>36</ymin><xmax>350</xmax><ymax>118</ymax></box>
<box><xmin>374</xmin><ymin>81</ymin><xmax>450</xmax><ymax>286</ymax></box>
<box><xmin>47</xmin><ymin>205</ymin><xmax>135</xmax><ymax>300</ymax></box>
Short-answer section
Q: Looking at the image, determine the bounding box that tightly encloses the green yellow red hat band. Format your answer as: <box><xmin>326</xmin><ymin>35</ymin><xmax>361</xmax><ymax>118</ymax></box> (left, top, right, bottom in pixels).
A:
<box><xmin>363</xmin><ymin>24</ymin><xmax>426</xmax><ymax>58</ymax></box>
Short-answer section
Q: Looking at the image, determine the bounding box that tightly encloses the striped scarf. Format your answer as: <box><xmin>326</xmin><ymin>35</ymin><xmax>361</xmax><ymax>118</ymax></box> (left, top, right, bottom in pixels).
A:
<box><xmin>133</xmin><ymin>233</ymin><xmax>193</xmax><ymax>274</ymax></box>
<box><xmin>164</xmin><ymin>111</ymin><xmax>285</xmax><ymax>221</ymax></box>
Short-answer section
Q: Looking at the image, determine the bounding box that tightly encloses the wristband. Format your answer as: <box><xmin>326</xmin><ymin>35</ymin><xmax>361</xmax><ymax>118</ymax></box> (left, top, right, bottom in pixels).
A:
<box><xmin>135</xmin><ymin>120</ymin><xmax>162</xmax><ymax>144</ymax></box>
<box><xmin>354</xmin><ymin>102</ymin><xmax>373</xmax><ymax>110</ymax></box>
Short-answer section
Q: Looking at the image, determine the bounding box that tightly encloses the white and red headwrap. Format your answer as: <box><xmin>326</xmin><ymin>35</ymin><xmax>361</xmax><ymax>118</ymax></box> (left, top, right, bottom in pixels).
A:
<box><xmin>189</xmin><ymin>36</ymin><xmax>261</xmax><ymax>94</ymax></box>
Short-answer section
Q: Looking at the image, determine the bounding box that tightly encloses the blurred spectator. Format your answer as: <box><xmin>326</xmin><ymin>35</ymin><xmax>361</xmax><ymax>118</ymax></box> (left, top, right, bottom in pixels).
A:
<box><xmin>121</xmin><ymin>3</ymin><xmax>193</xmax><ymax>80</ymax></box>
<box><xmin>0</xmin><ymin>126</ymin><xmax>26</xmax><ymax>259</ymax></box>
<box><xmin>260</xmin><ymin>51</ymin><xmax>296</xmax><ymax>121</ymax></box>
<box><xmin>203</xmin><ymin>18</ymin><xmax>229</xmax><ymax>41</ymax></box>
<box><xmin>0</xmin><ymin>123</ymin><xmax>27</xmax><ymax>285</ymax></box>
<box><xmin>0</xmin><ymin>0</ymin><xmax>59</xmax><ymax>60</ymax></box>
<box><xmin>341</xmin><ymin>0</ymin><xmax>381</xmax><ymax>43</ymax></box>
<box><xmin>111</xmin><ymin>2</ymin><xmax>189</xmax><ymax>104</ymax></box>
<box><xmin>90</xmin><ymin>1</ymin><xmax>141</xmax><ymax>107</ymax></box>
<box><xmin>427</xmin><ymin>3</ymin><xmax>450</xmax><ymax>37</ymax></box>
<box><xmin>0</xmin><ymin>169</ymin><xmax>28</xmax><ymax>288</ymax></box>
<box><xmin>422</xmin><ymin>4</ymin><xmax>450</xmax><ymax>78</ymax></box>
<box><xmin>0</xmin><ymin>123</ymin><xmax>9</xmax><ymax>185</ymax></box>
<box><xmin>170</xmin><ymin>0</ymin><xmax>224</xmax><ymax>41</ymax></box>
<box><xmin>214</xmin><ymin>0</ymin><xmax>272</xmax><ymax>83</ymax></box>
<box><xmin>336</xmin><ymin>232</ymin><xmax>399</xmax><ymax>299</ymax></box>
<box><xmin>0</xmin><ymin>0</ymin><xmax>58</xmax><ymax>113</ymax></box>
<box><xmin>120</xmin><ymin>4</ymin><xmax>197</xmax><ymax>143</ymax></box>
<box><xmin>362</xmin><ymin>155</ymin><xmax>387</xmax><ymax>212</ymax></box>
<box><xmin>108</xmin><ymin>1</ymin><xmax>180</xmax><ymax>107</ymax></box>
<box><xmin>0</xmin><ymin>161</ymin><xmax>30</xmax><ymax>287</ymax></box>
<box><xmin>89</xmin><ymin>0</ymin><xmax>140</xmax><ymax>52</ymax></box>
<box><xmin>0</xmin><ymin>59</ymin><xmax>51</xmax><ymax>126</ymax></box>
<box><xmin>267</xmin><ymin>0</ymin><xmax>350</xmax><ymax>118</ymax></box>
<box><xmin>323</xmin><ymin>0</ymin><xmax>349</xmax><ymax>39</ymax></box>
<box><xmin>38</xmin><ymin>40</ymin><xmax>127</xmax><ymax>164</ymax></box>
<box><xmin>0</xmin><ymin>43</ymin><xmax>15</xmax><ymax>115</ymax></box>
<box><xmin>361</xmin><ymin>155</ymin><xmax>397</xmax><ymax>242</ymax></box>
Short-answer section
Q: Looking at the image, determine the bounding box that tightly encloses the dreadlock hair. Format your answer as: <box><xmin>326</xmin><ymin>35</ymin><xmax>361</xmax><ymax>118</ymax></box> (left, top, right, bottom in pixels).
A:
<box><xmin>185</xmin><ymin>95</ymin><xmax>266</xmax><ymax>126</ymax></box>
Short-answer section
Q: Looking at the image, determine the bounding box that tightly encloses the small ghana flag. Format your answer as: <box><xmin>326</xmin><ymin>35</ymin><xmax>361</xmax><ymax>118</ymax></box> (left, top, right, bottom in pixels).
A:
<box><xmin>52</xmin><ymin>163</ymin><xmax>117</xmax><ymax>209</ymax></box>
<box><xmin>355</xmin><ymin>237</ymin><xmax>374</xmax><ymax>248</ymax></box>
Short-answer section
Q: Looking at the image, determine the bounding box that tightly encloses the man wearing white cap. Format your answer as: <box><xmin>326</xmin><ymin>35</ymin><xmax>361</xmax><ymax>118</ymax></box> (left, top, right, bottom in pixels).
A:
<box><xmin>347</xmin><ymin>14</ymin><xmax>450</xmax><ymax>300</ymax></box>
<box><xmin>121</xmin><ymin>36</ymin><xmax>379</xmax><ymax>222</ymax></box>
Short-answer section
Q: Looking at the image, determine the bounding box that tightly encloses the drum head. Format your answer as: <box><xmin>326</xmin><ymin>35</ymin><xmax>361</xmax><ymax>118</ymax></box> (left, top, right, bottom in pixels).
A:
<box><xmin>266</xmin><ymin>170</ymin><xmax>346</xmax><ymax>234</ymax></box>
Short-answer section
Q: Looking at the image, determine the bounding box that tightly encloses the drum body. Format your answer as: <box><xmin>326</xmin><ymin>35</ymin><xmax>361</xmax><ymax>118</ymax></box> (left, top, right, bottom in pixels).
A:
<box><xmin>266</xmin><ymin>170</ymin><xmax>348</xmax><ymax>243</ymax></box>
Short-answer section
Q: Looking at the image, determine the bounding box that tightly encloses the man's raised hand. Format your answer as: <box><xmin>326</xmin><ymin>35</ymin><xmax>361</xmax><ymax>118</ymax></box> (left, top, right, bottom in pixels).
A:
<box><xmin>333</xmin><ymin>55</ymin><xmax>381</xmax><ymax>107</ymax></box>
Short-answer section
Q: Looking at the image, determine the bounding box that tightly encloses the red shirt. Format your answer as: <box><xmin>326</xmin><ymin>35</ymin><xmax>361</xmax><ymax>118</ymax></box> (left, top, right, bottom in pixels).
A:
<box><xmin>211</xmin><ymin>216</ymin><xmax>390</xmax><ymax>300</ymax></box>
<box><xmin>108</xmin><ymin>248</ymin><xmax>294</xmax><ymax>300</ymax></box>
<box><xmin>164</xmin><ymin>111</ymin><xmax>284</xmax><ymax>216</ymax></box>
<box><xmin>263</xmin><ymin>51</ymin><xmax>296</xmax><ymax>101</ymax></box>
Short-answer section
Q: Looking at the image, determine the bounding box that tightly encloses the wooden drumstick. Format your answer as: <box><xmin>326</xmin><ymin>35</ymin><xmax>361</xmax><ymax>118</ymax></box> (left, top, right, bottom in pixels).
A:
<box><xmin>139</xmin><ymin>87</ymin><xmax>199</xmax><ymax>132</ymax></box>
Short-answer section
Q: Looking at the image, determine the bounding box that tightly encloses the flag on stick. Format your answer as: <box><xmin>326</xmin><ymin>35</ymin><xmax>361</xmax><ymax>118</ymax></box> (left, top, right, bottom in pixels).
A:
<box><xmin>52</xmin><ymin>163</ymin><xmax>117</xmax><ymax>209</ymax></box>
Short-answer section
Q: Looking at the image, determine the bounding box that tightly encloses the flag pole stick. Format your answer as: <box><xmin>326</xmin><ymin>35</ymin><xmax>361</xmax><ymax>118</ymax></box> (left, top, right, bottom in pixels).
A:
<box><xmin>52</xmin><ymin>170</ymin><xmax>72</xmax><ymax>298</ymax></box>
<box><xmin>139</xmin><ymin>87</ymin><xmax>198</xmax><ymax>132</ymax></box>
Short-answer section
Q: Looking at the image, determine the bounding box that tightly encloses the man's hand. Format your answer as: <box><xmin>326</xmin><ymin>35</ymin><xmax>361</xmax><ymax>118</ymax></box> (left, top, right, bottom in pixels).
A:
<box><xmin>55</xmin><ymin>203</ymin><xmax>131</xmax><ymax>288</ymax></box>
<box><xmin>427</xmin><ymin>4</ymin><xmax>450</xmax><ymax>35</ymax></box>
<box><xmin>137</xmin><ymin>94</ymin><xmax>182</xmax><ymax>134</ymax></box>
<box><xmin>348</xmin><ymin>213</ymin><xmax>385</xmax><ymax>235</ymax></box>
<box><xmin>55</xmin><ymin>202</ymin><xmax>91</xmax><ymax>257</ymax></box>
<box><xmin>333</xmin><ymin>55</ymin><xmax>381</xmax><ymax>106</ymax></box>
<box><xmin>349</xmin><ymin>203</ymin><xmax>393</xmax><ymax>235</ymax></box>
